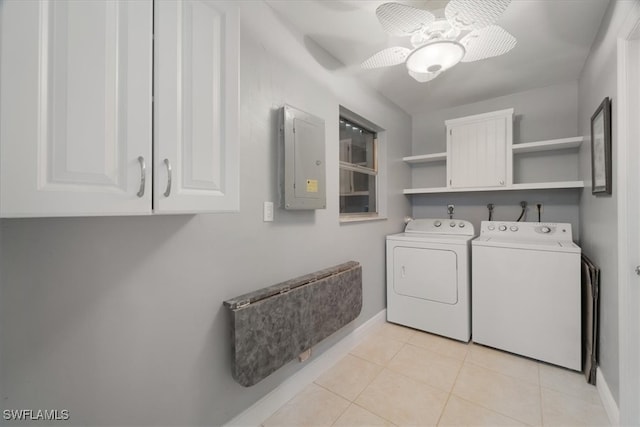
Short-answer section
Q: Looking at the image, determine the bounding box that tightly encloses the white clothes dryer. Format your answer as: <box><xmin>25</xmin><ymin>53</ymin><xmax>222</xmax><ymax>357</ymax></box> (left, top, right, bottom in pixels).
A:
<box><xmin>386</xmin><ymin>218</ymin><xmax>475</xmax><ymax>342</ymax></box>
<box><xmin>472</xmin><ymin>221</ymin><xmax>581</xmax><ymax>370</ymax></box>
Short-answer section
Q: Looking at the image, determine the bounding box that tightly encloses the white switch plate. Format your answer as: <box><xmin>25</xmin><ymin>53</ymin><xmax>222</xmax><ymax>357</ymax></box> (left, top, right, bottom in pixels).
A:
<box><xmin>263</xmin><ymin>201</ymin><xmax>274</xmax><ymax>222</ymax></box>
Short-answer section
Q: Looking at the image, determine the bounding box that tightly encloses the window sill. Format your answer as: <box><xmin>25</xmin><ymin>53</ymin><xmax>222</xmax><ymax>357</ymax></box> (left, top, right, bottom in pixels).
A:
<box><xmin>340</xmin><ymin>214</ymin><xmax>387</xmax><ymax>224</ymax></box>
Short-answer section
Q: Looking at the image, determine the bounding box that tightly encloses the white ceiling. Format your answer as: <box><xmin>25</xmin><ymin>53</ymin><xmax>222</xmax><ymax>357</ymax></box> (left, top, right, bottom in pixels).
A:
<box><xmin>265</xmin><ymin>0</ymin><xmax>611</xmax><ymax>115</ymax></box>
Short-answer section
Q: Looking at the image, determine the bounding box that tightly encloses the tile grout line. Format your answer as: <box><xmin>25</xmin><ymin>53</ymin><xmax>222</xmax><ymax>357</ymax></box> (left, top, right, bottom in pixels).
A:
<box><xmin>540</xmin><ymin>384</ymin><xmax>606</xmax><ymax>407</ymax></box>
<box><xmin>465</xmin><ymin>344</ymin><xmax>542</xmax><ymax>386</ymax></box>
<box><xmin>326</xmin><ymin>326</ymin><xmax>413</xmax><ymax>426</ymax></box>
<box><xmin>538</xmin><ymin>363</ymin><xmax>604</xmax><ymax>406</ymax></box>
<box><xmin>384</xmin><ymin>346</ymin><xmax>465</xmax><ymax>395</ymax></box>
<box><xmin>343</xmin><ymin>333</ymin><xmax>409</xmax><ymax>426</ymax></box>
<box><xmin>447</xmin><ymin>394</ymin><xmax>535</xmax><ymax>426</ymax></box>
<box><xmin>403</xmin><ymin>339</ymin><xmax>469</xmax><ymax>362</ymax></box>
<box><xmin>451</xmin><ymin>361</ymin><xmax>542</xmax><ymax>425</ymax></box>
<box><xmin>327</xmin><ymin>398</ymin><xmax>351</xmax><ymax>427</ymax></box>
<box><xmin>346</xmin><ymin>351</ymin><xmax>388</xmax><ymax>368</ymax></box>
<box><xmin>351</xmin><ymin>401</ymin><xmax>398</xmax><ymax>427</ymax></box>
<box><xmin>538</xmin><ymin>363</ymin><xmax>545</xmax><ymax>426</ymax></box>
<box><xmin>462</xmin><ymin>359</ymin><xmax>541</xmax><ymax>387</ymax></box>
<box><xmin>276</xmin><ymin>326</ymin><xmax>605</xmax><ymax>427</ymax></box>
<box><xmin>309</xmin><ymin>382</ymin><xmax>362</xmax><ymax>426</ymax></box>
<box><xmin>436</xmin><ymin>349</ymin><xmax>468</xmax><ymax>426</ymax></box>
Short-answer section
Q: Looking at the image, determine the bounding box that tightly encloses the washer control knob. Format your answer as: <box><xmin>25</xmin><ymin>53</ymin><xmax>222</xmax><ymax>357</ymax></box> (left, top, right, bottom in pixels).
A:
<box><xmin>458</xmin><ymin>222</ymin><xmax>465</xmax><ymax>228</ymax></box>
<box><xmin>499</xmin><ymin>225</ymin><xmax>507</xmax><ymax>231</ymax></box>
<box><xmin>488</xmin><ymin>225</ymin><xmax>495</xmax><ymax>231</ymax></box>
<box><xmin>541</xmin><ymin>226</ymin><xmax>551</xmax><ymax>233</ymax></box>
<box><xmin>510</xmin><ymin>226</ymin><xmax>519</xmax><ymax>232</ymax></box>
<box><xmin>434</xmin><ymin>220</ymin><xmax>442</xmax><ymax>227</ymax></box>
<box><xmin>449</xmin><ymin>221</ymin><xmax>456</xmax><ymax>227</ymax></box>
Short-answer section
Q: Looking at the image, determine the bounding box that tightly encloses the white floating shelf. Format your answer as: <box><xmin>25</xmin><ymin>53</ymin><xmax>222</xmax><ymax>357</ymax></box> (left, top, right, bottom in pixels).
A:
<box><xmin>509</xmin><ymin>181</ymin><xmax>585</xmax><ymax>190</ymax></box>
<box><xmin>403</xmin><ymin>180</ymin><xmax>584</xmax><ymax>195</ymax></box>
<box><xmin>512</xmin><ymin>136</ymin><xmax>583</xmax><ymax>154</ymax></box>
<box><xmin>403</xmin><ymin>152</ymin><xmax>447</xmax><ymax>164</ymax></box>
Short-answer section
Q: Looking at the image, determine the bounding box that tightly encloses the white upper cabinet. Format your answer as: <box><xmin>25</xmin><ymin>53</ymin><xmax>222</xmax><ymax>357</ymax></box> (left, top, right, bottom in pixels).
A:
<box><xmin>154</xmin><ymin>0</ymin><xmax>239</xmax><ymax>214</ymax></box>
<box><xmin>446</xmin><ymin>109</ymin><xmax>513</xmax><ymax>189</ymax></box>
<box><xmin>0</xmin><ymin>0</ymin><xmax>239</xmax><ymax>218</ymax></box>
<box><xmin>0</xmin><ymin>0</ymin><xmax>153</xmax><ymax>217</ymax></box>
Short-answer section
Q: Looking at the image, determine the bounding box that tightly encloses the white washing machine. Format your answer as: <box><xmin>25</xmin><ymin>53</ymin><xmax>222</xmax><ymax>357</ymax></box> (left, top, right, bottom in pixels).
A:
<box><xmin>386</xmin><ymin>218</ymin><xmax>475</xmax><ymax>342</ymax></box>
<box><xmin>472</xmin><ymin>221</ymin><xmax>581</xmax><ymax>370</ymax></box>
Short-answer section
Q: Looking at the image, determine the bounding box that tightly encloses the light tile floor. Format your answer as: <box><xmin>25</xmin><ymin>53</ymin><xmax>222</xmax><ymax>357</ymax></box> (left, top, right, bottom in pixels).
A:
<box><xmin>262</xmin><ymin>322</ymin><xmax>610</xmax><ymax>427</ymax></box>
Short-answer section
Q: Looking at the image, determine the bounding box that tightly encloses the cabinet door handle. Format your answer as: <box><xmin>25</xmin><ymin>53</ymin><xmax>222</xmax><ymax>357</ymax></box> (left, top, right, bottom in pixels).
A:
<box><xmin>163</xmin><ymin>158</ymin><xmax>172</xmax><ymax>197</ymax></box>
<box><xmin>499</xmin><ymin>180</ymin><xmax>505</xmax><ymax>185</ymax></box>
<box><xmin>137</xmin><ymin>156</ymin><xmax>146</xmax><ymax>198</ymax></box>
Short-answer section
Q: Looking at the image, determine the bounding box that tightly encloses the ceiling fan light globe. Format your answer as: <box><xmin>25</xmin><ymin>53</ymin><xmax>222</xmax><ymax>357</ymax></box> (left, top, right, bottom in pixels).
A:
<box><xmin>405</xmin><ymin>40</ymin><xmax>466</xmax><ymax>74</ymax></box>
<box><xmin>408</xmin><ymin>70</ymin><xmax>441</xmax><ymax>83</ymax></box>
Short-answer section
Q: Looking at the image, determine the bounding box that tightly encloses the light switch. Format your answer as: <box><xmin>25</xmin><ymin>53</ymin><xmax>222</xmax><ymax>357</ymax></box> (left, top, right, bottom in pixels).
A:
<box><xmin>263</xmin><ymin>201</ymin><xmax>274</xmax><ymax>222</ymax></box>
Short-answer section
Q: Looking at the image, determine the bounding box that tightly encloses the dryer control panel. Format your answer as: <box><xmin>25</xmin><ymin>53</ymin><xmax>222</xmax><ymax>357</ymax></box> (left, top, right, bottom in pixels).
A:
<box><xmin>479</xmin><ymin>221</ymin><xmax>573</xmax><ymax>241</ymax></box>
<box><xmin>405</xmin><ymin>218</ymin><xmax>475</xmax><ymax>236</ymax></box>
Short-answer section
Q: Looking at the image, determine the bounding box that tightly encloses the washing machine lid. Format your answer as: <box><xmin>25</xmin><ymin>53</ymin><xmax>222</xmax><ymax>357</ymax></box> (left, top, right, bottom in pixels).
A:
<box><xmin>473</xmin><ymin>221</ymin><xmax>579</xmax><ymax>253</ymax></box>
<box><xmin>473</xmin><ymin>236</ymin><xmax>581</xmax><ymax>253</ymax></box>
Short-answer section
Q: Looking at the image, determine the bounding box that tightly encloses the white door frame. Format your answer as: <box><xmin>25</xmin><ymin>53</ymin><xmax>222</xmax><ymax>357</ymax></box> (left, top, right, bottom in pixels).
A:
<box><xmin>617</xmin><ymin>3</ymin><xmax>640</xmax><ymax>425</ymax></box>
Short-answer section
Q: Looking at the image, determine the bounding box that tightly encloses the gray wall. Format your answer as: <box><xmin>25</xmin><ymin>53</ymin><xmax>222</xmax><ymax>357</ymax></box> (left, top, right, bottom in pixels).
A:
<box><xmin>412</xmin><ymin>82</ymin><xmax>579</xmax><ymax>153</ymax></box>
<box><xmin>577</xmin><ymin>0</ymin><xmax>637</xmax><ymax>405</ymax></box>
<box><xmin>411</xmin><ymin>82</ymin><xmax>581</xmax><ymax>236</ymax></box>
<box><xmin>0</xmin><ymin>3</ymin><xmax>412</xmax><ymax>426</ymax></box>
<box><xmin>412</xmin><ymin>190</ymin><xmax>581</xmax><ymax>239</ymax></box>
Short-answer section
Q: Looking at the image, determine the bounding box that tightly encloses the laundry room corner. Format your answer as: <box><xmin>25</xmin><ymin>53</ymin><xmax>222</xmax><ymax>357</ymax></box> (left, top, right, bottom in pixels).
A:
<box><xmin>577</xmin><ymin>0</ymin><xmax>638</xmax><ymax>413</ymax></box>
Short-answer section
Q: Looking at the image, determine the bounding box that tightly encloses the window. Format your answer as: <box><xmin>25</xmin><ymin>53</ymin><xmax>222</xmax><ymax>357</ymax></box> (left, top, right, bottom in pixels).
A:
<box><xmin>339</xmin><ymin>116</ymin><xmax>378</xmax><ymax>217</ymax></box>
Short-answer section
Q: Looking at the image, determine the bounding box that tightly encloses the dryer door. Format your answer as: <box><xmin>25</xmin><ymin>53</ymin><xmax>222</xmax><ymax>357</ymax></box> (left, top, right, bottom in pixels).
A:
<box><xmin>393</xmin><ymin>246</ymin><xmax>458</xmax><ymax>304</ymax></box>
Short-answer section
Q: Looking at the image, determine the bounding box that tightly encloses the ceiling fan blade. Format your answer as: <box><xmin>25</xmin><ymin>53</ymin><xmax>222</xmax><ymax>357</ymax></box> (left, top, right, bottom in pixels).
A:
<box><xmin>460</xmin><ymin>25</ymin><xmax>516</xmax><ymax>62</ymax></box>
<box><xmin>445</xmin><ymin>0</ymin><xmax>511</xmax><ymax>31</ymax></box>
<box><xmin>361</xmin><ymin>47</ymin><xmax>411</xmax><ymax>69</ymax></box>
<box><xmin>408</xmin><ymin>70</ymin><xmax>441</xmax><ymax>83</ymax></box>
<box><xmin>376</xmin><ymin>3</ymin><xmax>436</xmax><ymax>36</ymax></box>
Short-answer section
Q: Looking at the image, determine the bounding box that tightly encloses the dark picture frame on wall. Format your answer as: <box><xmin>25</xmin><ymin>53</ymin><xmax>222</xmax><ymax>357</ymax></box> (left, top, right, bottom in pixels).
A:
<box><xmin>590</xmin><ymin>97</ymin><xmax>612</xmax><ymax>195</ymax></box>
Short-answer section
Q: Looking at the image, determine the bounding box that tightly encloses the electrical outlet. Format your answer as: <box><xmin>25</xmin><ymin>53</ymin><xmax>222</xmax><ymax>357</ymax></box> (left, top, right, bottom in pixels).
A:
<box><xmin>263</xmin><ymin>201</ymin><xmax>274</xmax><ymax>222</ymax></box>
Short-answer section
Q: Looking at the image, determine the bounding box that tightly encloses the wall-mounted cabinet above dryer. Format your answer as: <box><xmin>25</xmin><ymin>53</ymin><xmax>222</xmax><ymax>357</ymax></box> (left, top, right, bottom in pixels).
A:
<box><xmin>446</xmin><ymin>109</ymin><xmax>513</xmax><ymax>189</ymax></box>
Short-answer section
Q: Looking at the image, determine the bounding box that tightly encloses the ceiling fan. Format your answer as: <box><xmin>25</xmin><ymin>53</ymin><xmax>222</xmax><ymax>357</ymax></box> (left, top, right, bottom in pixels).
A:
<box><xmin>362</xmin><ymin>0</ymin><xmax>516</xmax><ymax>82</ymax></box>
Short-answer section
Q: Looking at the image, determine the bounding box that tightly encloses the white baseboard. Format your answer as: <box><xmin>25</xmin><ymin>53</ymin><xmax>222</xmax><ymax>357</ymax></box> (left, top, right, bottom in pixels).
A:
<box><xmin>224</xmin><ymin>309</ymin><xmax>387</xmax><ymax>427</ymax></box>
<box><xmin>597</xmin><ymin>367</ymin><xmax>620</xmax><ymax>426</ymax></box>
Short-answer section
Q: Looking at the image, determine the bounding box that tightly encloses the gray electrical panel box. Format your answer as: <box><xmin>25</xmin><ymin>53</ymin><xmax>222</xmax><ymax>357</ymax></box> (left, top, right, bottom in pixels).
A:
<box><xmin>279</xmin><ymin>105</ymin><xmax>326</xmax><ymax>210</ymax></box>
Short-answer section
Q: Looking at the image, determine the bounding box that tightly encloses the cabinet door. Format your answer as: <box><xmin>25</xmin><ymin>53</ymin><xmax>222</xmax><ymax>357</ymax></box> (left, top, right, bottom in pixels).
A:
<box><xmin>447</xmin><ymin>116</ymin><xmax>509</xmax><ymax>188</ymax></box>
<box><xmin>0</xmin><ymin>0</ymin><xmax>152</xmax><ymax>217</ymax></box>
<box><xmin>154</xmin><ymin>0</ymin><xmax>239</xmax><ymax>213</ymax></box>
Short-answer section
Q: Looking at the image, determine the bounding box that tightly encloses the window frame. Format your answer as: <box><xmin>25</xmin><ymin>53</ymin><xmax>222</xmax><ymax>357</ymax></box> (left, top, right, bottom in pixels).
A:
<box><xmin>339</xmin><ymin>107</ymin><xmax>387</xmax><ymax>223</ymax></box>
